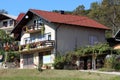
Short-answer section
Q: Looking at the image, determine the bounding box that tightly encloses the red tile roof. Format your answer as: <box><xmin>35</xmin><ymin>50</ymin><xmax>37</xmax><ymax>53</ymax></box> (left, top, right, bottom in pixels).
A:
<box><xmin>16</xmin><ymin>13</ymin><xmax>25</xmax><ymax>22</ymax></box>
<box><xmin>30</xmin><ymin>9</ymin><xmax>110</xmax><ymax>30</ymax></box>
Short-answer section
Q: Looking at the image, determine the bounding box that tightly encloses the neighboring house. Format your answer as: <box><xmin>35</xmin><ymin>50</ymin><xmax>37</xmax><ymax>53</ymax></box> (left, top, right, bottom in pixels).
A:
<box><xmin>0</xmin><ymin>13</ymin><xmax>17</xmax><ymax>34</ymax></box>
<box><xmin>0</xmin><ymin>13</ymin><xmax>17</xmax><ymax>68</ymax></box>
<box><xmin>107</xmin><ymin>30</ymin><xmax>120</xmax><ymax>49</ymax></box>
<box><xmin>11</xmin><ymin>9</ymin><xmax>109</xmax><ymax>69</ymax></box>
<box><xmin>16</xmin><ymin>13</ymin><xmax>25</xmax><ymax>22</ymax></box>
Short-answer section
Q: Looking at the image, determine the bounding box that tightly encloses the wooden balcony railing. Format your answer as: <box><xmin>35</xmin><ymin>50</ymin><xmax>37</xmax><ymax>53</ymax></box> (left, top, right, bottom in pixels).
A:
<box><xmin>7</xmin><ymin>40</ymin><xmax>54</xmax><ymax>52</ymax></box>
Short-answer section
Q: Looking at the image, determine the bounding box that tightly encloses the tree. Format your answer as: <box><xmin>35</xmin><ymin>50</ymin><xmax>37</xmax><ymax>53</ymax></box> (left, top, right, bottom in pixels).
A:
<box><xmin>0</xmin><ymin>29</ymin><xmax>14</xmax><ymax>64</ymax></box>
<box><xmin>0</xmin><ymin>29</ymin><xmax>13</xmax><ymax>45</ymax></box>
<box><xmin>88</xmin><ymin>0</ymin><xmax>120</xmax><ymax>35</ymax></box>
<box><xmin>0</xmin><ymin>9</ymin><xmax>8</xmax><ymax>14</ymax></box>
<box><xmin>102</xmin><ymin>0</ymin><xmax>120</xmax><ymax>34</ymax></box>
<box><xmin>87</xmin><ymin>2</ymin><xmax>102</xmax><ymax>21</ymax></box>
<box><xmin>73</xmin><ymin>5</ymin><xmax>87</xmax><ymax>16</ymax></box>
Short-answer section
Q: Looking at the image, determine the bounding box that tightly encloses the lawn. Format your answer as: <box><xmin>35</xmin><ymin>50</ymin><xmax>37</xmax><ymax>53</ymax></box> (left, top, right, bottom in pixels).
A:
<box><xmin>0</xmin><ymin>69</ymin><xmax>119</xmax><ymax>80</ymax></box>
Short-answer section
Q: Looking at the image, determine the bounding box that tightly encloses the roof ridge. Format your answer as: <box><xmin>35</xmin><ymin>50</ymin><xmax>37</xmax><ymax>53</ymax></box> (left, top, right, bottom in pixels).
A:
<box><xmin>1</xmin><ymin>13</ymin><xmax>17</xmax><ymax>20</ymax></box>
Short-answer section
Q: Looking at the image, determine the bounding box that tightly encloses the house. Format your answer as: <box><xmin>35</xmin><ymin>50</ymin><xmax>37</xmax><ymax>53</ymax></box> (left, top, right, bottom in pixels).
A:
<box><xmin>11</xmin><ymin>9</ymin><xmax>109</xmax><ymax>69</ymax></box>
<box><xmin>0</xmin><ymin>13</ymin><xmax>17</xmax><ymax>68</ymax></box>
<box><xmin>107</xmin><ymin>30</ymin><xmax>120</xmax><ymax>49</ymax></box>
<box><xmin>0</xmin><ymin>13</ymin><xmax>17</xmax><ymax>34</ymax></box>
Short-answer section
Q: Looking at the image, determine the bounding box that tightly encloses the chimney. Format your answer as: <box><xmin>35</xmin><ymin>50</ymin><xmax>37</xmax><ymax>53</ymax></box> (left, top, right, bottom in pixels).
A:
<box><xmin>60</xmin><ymin>10</ymin><xmax>64</xmax><ymax>14</ymax></box>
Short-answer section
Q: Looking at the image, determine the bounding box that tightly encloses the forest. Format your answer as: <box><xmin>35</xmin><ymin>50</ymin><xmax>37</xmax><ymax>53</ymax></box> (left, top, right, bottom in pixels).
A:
<box><xmin>53</xmin><ymin>0</ymin><xmax>120</xmax><ymax>37</ymax></box>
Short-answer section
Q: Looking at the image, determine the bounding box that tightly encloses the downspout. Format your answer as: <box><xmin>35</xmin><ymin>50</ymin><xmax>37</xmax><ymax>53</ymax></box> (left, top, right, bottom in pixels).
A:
<box><xmin>55</xmin><ymin>24</ymin><xmax>61</xmax><ymax>55</ymax></box>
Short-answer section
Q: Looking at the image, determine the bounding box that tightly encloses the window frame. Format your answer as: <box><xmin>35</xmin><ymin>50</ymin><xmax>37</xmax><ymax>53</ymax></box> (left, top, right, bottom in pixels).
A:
<box><xmin>3</xmin><ymin>21</ymin><xmax>8</xmax><ymax>27</ymax></box>
<box><xmin>89</xmin><ymin>35</ymin><xmax>98</xmax><ymax>46</ymax></box>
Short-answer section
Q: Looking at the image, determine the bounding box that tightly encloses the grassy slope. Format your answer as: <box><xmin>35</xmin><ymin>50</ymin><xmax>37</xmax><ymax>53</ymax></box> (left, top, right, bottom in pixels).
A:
<box><xmin>0</xmin><ymin>69</ymin><xmax>119</xmax><ymax>80</ymax></box>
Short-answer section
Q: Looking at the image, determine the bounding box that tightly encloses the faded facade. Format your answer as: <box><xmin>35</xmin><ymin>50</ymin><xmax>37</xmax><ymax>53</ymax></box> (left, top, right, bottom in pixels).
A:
<box><xmin>56</xmin><ymin>24</ymin><xmax>106</xmax><ymax>53</ymax></box>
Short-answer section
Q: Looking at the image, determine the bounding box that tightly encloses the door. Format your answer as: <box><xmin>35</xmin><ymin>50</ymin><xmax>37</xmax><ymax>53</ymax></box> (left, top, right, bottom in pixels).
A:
<box><xmin>23</xmin><ymin>54</ymin><xmax>34</xmax><ymax>68</ymax></box>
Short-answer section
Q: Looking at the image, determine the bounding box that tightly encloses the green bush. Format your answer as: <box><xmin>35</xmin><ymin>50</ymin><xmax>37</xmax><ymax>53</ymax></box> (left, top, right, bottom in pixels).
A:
<box><xmin>105</xmin><ymin>55</ymin><xmax>118</xmax><ymax>69</ymax></box>
<box><xmin>7</xmin><ymin>51</ymin><xmax>20</xmax><ymax>62</ymax></box>
<box><xmin>54</xmin><ymin>56</ymin><xmax>65</xmax><ymax>69</ymax></box>
<box><xmin>114</xmin><ymin>61</ymin><xmax>120</xmax><ymax>71</ymax></box>
<box><xmin>54</xmin><ymin>52</ymin><xmax>78</xmax><ymax>69</ymax></box>
<box><xmin>104</xmin><ymin>54</ymin><xmax>120</xmax><ymax>71</ymax></box>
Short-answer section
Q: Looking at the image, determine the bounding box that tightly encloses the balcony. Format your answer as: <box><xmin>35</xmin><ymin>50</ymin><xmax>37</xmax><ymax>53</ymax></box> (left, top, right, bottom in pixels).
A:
<box><xmin>7</xmin><ymin>40</ymin><xmax>54</xmax><ymax>54</ymax></box>
<box><xmin>22</xmin><ymin>24</ymin><xmax>44</xmax><ymax>34</ymax></box>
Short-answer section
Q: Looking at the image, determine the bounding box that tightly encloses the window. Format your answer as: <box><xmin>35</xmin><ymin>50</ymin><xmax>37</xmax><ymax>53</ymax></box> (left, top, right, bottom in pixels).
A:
<box><xmin>48</xmin><ymin>35</ymin><xmax>51</xmax><ymax>41</ymax></box>
<box><xmin>3</xmin><ymin>21</ymin><xmax>8</xmax><ymax>27</ymax></box>
<box><xmin>24</xmin><ymin>37</ymin><xmax>30</xmax><ymax>44</ymax></box>
<box><xmin>89</xmin><ymin>36</ymin><xmax>98</xmax><ymax>45</ymax></box>
<box><xmin>34</xmin><ymin>20</ymin><xmax>37</xmax><ymax>26</ymax></box>
<box><xmin>10</xmin><ymin>20</ymin><xmax>14</xmax><ymax>26</ymax></box>
<box><xmin>38</xmin><ymin>34</ymin><xmax>46</xmax><ymax>41</ymax></box>
<box><xmin>30</xmin><ymin>37</ymin><xmax>35</xmax><ymax>43</ymax></box>
<box><xmin>38</xmin><ymin>19</ymin><xmax>43</xmax><ymax>26</ymax></box>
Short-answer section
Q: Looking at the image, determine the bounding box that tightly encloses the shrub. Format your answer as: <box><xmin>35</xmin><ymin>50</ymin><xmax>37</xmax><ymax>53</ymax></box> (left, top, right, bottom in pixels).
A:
<box><xmin>54</xmin><ymin>52</ymin><xmax>78</xmax><ymax>69</ymax></box>
<box><xmin>54</xmin><ymin>55</ymin><xmax>65</xmax><ymax>69</ymax></box>
<box><xmin>104</xmin><ymin>55</ymin><xmax>115</xmax><ymax>69</ymax></box>
<box><xmin>114</xmin><ymin>61</ymin><xmax>120</xmax><ymax>71</ymax></box>
<box><xmin>7</xmin><ymin>51</ymin><xmax>20</xmax><ymax>62</ymax></box>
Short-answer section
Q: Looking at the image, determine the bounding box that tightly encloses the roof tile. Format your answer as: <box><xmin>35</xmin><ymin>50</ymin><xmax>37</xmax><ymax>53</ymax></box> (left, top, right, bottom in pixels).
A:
<box><xmin>30</xmin><ymin>9</ymin><xmax>110</xmax><ymax>30</ymax></box>
<box><xmin>16</xmin><ymin>13</ymin><xmax>25</xmax><ymax>22</ymax></box>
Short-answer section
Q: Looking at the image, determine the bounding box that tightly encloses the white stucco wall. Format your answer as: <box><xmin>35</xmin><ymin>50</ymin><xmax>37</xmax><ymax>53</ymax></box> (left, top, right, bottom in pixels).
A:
<box><xmin>45</xmin><ymin>24</ymin><xmax>55</xmax><ymax>40</ymax></box>
<box><xmin>20</xmin><ymin>54</ymin><xmax>23</xmax><ymax>69</ymax></box>
<box><xmin>20</xmin><ymin>15</ymin><xmax>55</xmax><ymax>45</ymax></box>
<box><xmin>56</xmin><ymin>24</ymin><xmax>106</xmax><ymax>54</ymax></box>
<box><xmin>34</xmin><ymin>53</ymin><xmax>39</xmax><ymax>68</ymax></box>
<box><xmin>20</xmin><ymin>33</ymin><xmax>30</xmax><ymax>45</ymax></box>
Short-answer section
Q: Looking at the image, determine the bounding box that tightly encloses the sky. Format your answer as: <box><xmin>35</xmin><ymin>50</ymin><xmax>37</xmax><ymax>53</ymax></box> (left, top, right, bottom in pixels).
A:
<box><xmin>0</xmin><ymin>0</ymin><xmax>101</xmax><ymax>16</ymax></box>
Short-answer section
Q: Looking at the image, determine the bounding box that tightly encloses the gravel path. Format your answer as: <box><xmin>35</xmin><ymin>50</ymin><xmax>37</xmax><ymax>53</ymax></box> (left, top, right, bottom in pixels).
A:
<box><xmin>80</xmin><ymin>70</ymin><xmax>120</xmax><ymax>75</ymax></box>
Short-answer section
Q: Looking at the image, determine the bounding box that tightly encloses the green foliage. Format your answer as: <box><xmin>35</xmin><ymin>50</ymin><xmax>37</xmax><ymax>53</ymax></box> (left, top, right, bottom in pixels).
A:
<box><xmin>104</xmin><ymin>54</ymin><xmax>120</xmax><ymax>71</ymax></box>
<box><xmin>0</xmin><ymin>29</ymin><xmax>13</xmax><ymax>44</ymax></box>
<box><xmin>73</xmin><ymin>5</ymin><xmax>86</xmax><ymax>16</ymax></box>
<box><xmin>104</xmin><ymin>55</ymin><xmax>116</xmax><ymax>69</ymax></box>
<box><xmin>0</xmin><ymin>49</ymin><xmax>5</xmax><ymax>55</ymax></box>
<box><xmin>7</xmin><ymin>51</ymin><xmax>20</xmax><ymax>62</ymax></box>
<box><xmin>54</xmin><ymin>43</ymin><xmax>113</xmax><ymax>70</ymax></box>
<box><xmin>114</xmin><ymin>49</ymin><xmax>120</xmax><ymax>55</ymax></box>
<box><xmin>54</xmin><ymin>54</ymin><xmax>65</xmax><ymax>69</ymax></box>
<box><xmin>114</xmin><ymin>61</ymin><xmax>120</xmax><ymax>71</ymax></box>
<box><xmin>0</xmin><ymin>29</ymin><xmax>14</xmax><ymax>62</ymax></box>
<box><xmin>65</xmin><ymin>52</ymin><xmax>77</xmax><ymax>63</ymax></box>
<box><xmin>88</xmin><ymin>2</ymin><xmax>102</xmax><ymax>21</ymax></box>
<box><xmin>76</xmin><ymin>43</ymin><xmax>111</xmax><ymax>56</ymax></box>
<box><xmin>54</xmin><ymin>52</ymin><xmax>78</xmax><ymax>69</ymax></box>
